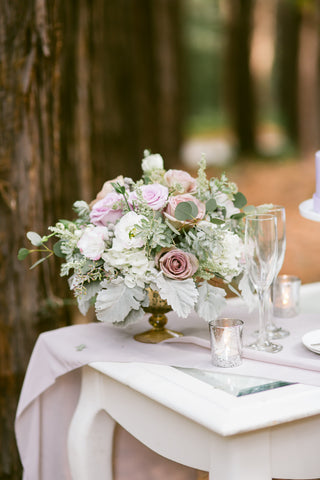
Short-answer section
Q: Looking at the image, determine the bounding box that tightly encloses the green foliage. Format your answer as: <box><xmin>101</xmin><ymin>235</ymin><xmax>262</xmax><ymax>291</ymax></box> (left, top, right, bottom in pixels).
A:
<box><xmin>174</xmin><ymin>201</ymin><xmax>199</xmax><ymax>221</ymax></box>
<box><xmin>233</xmin><ymin>192</ymin><xmax>247</xmax><ymax>209</ymax></box>
<box><xmin>18</xmin><ymin>248</ymin><xmax>30</xmax><ymax>260</ymax></box>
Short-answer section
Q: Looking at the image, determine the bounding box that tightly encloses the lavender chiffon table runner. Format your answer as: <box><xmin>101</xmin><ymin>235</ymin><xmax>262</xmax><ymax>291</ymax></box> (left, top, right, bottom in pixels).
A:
<box><xmin>15</xmin><ymin>302</ymin><xmax>320</xmax><ymax>480</ymax></box>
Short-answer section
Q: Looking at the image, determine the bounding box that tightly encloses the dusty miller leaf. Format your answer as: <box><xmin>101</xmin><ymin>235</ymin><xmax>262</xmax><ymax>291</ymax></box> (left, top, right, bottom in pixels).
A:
<box><xmin>155</xmin><ymin>274</ymin><xmax>198</xmax><ymax>318</ymax></box>
<box><xmin>95</xmin><ymin>282</ymin><xmax>145</xmax><ymax>324</ymax></box>
<box><xmin>77</xmin><ymin>282</ymin><xmax>102</xmax><ymax>315</ymax></box>
<box><xmin>194</xmin><ymin>281</ymin><xmax>226</xmax><ymax>322</ymax></box>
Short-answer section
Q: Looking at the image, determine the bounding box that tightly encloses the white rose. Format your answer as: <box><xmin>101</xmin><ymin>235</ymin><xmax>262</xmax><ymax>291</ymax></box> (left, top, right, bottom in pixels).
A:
<box><xmin>112</xmin><ymin>211</ymin><xmax>146</xmax><ymax>250</ymax></box>
<box><xmin>215</xmin><ymin>191</ymin><xmax>240</xmax><ymax>218</ymax></box>
<box><xmin>141</xmin><ymin>153</ymin><xmax>164</xmax><ymax>173</ymax></box>
<box><xmin>77</xmin><ymin>226</ymin><xmax>109</xmax><ymax>260</ymax></box>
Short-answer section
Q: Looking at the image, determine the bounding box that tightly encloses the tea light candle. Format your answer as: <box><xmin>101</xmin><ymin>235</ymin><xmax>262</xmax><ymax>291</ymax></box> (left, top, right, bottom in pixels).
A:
<box><xmin>209</xmin><ymin>318</ymin><xmax>243</xmax><ymax>368</ymax></box>
<box><xmin>273</xmin><ymin>275</ymin><xmax>301</xmax><ymax>318</ymax></box>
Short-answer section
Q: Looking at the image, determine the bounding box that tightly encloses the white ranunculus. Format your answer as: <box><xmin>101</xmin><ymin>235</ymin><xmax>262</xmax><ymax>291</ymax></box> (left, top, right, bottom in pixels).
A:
<box><xmin>77</xmin><ymin>226</ymin><xmax>109</xmax><ymax>260</ymax></box>
<box><xmin>213</xmin><ymin>231</ymin><xmax>244</xmax><ymax>280</ymax></box>
<box><xmin>112</xmin><ymin>211</ymin><xmax>146</xmax><ymax>250</ymax></box>
<box><xmin>141</xmin><ymin>153</ymin><xmax>164</xmax><ymax>173</ymax></box>
<box><xmin>103</xmin><ymin>248</ymin><xmax>157</xmax><ymax>288</ymax></box>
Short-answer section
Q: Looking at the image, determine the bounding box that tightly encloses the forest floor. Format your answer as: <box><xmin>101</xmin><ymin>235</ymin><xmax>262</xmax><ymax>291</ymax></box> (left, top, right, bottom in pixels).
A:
<box><xmin>112</xmin><ymin>146</ymin><xmax>320</xmax><ymax>480</ymax></box>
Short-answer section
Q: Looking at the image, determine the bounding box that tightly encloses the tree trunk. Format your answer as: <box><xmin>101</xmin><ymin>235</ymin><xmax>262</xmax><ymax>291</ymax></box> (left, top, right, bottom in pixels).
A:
<box><xmin>0</xmin><ymin>1</ymin><xmax>72</xmax><ymax>477</ymax></box>
<box><xmin>223</xmin><ymin>0</ymin><xmax>257</xmax><ymax>155</ymax></box>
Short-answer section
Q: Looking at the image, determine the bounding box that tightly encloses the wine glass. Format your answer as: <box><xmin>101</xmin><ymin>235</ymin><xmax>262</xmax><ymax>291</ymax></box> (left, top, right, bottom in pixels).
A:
<box><xmin>245</xmin><ymin>214</ymin><xmax>282</xmax><ymax>352</ymax></box>
<box><xmin>265</xmin><ymin>206</ymin><xmax>289</xmax><ymax>339</ymax></box>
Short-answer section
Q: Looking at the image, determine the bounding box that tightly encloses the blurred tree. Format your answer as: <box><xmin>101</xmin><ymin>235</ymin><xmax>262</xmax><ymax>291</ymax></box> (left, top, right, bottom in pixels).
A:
<box><xmin>223</xmin><ymin>0</ymin><xmax>257</xmax><ymax>155</ymax></box>
<box><xmin>297</xmin><ymin>0</ymin><xmax>320</xmax><ymax>155</ymax></box>
<box><xmin>60</xmin><ymin>0</ymin><xmax>183</xmax><ymax>201</ymax></box>
<box><xmin>273</xmin><ymin>0</ymin><xmax>302</xmax><ymax>149</ymax></box>
<box><xmin>0</xmin><ymin>0</ymin><xmax>183</xmax><ymax>477</ymax></box>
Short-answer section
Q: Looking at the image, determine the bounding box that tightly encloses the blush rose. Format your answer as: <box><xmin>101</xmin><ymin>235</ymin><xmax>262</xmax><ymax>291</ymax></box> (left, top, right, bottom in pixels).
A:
<box><xmin>90</xmin><ymin>175</ymin><xmax>124</xmax><ymax>207</ymax></box>
<box><xmin>129</xmin><ymin>184</ymin><xmax>168</xmax><ymax>211</ymax></box>
<box><xmin>90</xmin><ymin>192</ymin><xmax>124</xmax><ymax>226</ymax></box>
<box><xmin>164</xmin><ymin>169</ymin><xmax>197</xmax><ymax>195</ymax></box>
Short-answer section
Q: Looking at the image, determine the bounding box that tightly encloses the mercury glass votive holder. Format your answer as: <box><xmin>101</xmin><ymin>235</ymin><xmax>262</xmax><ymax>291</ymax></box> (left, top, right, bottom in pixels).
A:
<box><xmin>273</xmin><ymin>275</ymin><xmax>301</xmax><ymax>318</ymax></box>
<box><xmin>209</xmin><ymin>318</ymin><xmax>244</xmax><ymax>368</ymax></box>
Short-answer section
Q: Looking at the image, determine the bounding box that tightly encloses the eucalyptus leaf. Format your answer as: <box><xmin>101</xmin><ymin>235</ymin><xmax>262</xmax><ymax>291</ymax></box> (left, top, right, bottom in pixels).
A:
<box><xmin>26</xmin><ymin>231</ymin><xmax>43</xmax><ymax>246</ymax></box>
<box><xmin>243</xmin><ymin>205</ymin><xmax>256</xmax><ymax>214</ymax></box>
<box><xmin>205</xmin><ymin>198</ymin><xmax>217</xmax><ymax>213</ymax></box>
<box><xmin>210</xmin><ymin>218</ymin><xmax>225</xmax><ymax>225</ymax></box>
<box><xmin>58</xmin><ymin>219</ymin><xmax>73</xmax><ymax>227</ymax></box>
<box><xmin>30</xmin><ymin>256</ymin><xmax>51</xmax><ymax>270</ymax></box>
<box><xmin>18</xmin><ymin>248</ymin><xmax>30</xmax><ymax>260</ymax></box>
<box><xmin>234</xmin><ymin>192</ymin><xmax>247</xmax><ymax>208</ymax></box>
<box><xmin>174</xmin><ymin>201</ymin><xmax>198</xmax><ymax>221</ymax></box>
<box><xmin>230</xmin><ymin>212</ymin><xmax>245</xmax><ymax>220</ymax></box>
<box><xmin>53</xmin><ymin>240</ymin><xmax>65</xmax><ymax>258</ymax></box>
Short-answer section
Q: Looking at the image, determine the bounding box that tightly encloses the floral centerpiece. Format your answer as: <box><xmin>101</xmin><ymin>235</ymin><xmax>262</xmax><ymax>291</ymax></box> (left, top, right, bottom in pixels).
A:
<box><xmin>19</xmin><ymin>151</ymin><xmax>253</xmax><ymax>330</ymax></box>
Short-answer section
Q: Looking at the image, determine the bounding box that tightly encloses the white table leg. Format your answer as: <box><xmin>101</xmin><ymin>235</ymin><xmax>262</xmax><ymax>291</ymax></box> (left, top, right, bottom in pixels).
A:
<box><xmin>209</xmin><ymin>430</ymin><xmax>272</xmax><ymax>480</ymax></box>
<box><xmin>68</xmin><ymin>367</ymin><xmax>116</xmax><ymax>480</ymax></box>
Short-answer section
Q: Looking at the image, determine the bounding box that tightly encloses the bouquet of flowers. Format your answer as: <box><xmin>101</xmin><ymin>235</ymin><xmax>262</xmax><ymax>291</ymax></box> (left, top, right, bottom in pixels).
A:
<box><xmin>19</xmin><ymin>151</ymin><xmax>254</xmax><ymax>326</ymax></box>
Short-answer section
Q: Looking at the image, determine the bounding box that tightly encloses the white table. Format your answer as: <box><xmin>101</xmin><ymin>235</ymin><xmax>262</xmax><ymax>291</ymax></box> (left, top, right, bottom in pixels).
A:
<box><xmin>67</xmin><ymin>284</ymin><xmax>320</xmax><ymax>480</ymax></box>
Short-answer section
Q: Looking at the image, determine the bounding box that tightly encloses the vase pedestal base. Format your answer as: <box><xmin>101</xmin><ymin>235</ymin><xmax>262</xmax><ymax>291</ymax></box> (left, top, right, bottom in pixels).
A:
<box><xmin>134</xmin><ymin>327</ymin><xmax>183</xmax><ymax>344</ymax></box>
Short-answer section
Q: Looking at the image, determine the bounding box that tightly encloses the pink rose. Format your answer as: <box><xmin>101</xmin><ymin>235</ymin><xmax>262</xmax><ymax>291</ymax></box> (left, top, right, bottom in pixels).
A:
<box><xmin>90</xmin><ymin>175</ymin><xmax>124</xmax><ymax>207</ymax></box>
<box><xmin>129</xmin><ymin>184</ymin><xmax>168</xmax><ymax>210</ymax></box>
<box><xmin>90</xmin><ymin>192</ymin><xmax>124</xmax><ymax>226</ymax></box>
<box><xmin>157</xmin><ymin>248</ymin><xmax>199</xmax><ymax>280</ymax></box>
<box><xmin>164</xmin><ymin>194</ymin><xmax>206</xmax><ymax>227</ymax></box>
<box><xmin>164</xmin><ymin>169</ymin><xmax>197</xmax><ymax>195</ymax></box>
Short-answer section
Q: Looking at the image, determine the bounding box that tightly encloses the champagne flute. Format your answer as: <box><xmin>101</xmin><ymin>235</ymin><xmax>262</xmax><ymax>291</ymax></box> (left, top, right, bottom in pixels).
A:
<box><xmin>245</xmin><ymin>214</ymin><xmax>282</xmax><ymax>352</ymax></box>
<box><xmin>265</xmin><ymin>206</ymin><xmax>289</xmax><ymax>339</ymax></box>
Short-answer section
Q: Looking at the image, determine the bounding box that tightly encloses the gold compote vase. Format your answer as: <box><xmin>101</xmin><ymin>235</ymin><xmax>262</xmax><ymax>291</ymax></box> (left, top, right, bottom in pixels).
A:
<box><xmin>134</xmin><ymin>289</ymin><xmax>183</xmax><ymax>344</ymax></box>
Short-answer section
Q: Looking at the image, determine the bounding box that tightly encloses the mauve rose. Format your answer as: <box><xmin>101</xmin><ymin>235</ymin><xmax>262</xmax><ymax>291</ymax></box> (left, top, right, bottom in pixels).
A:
<box><xmin>164</xmin><ymin>169</ymin><xmax>197</xmax><ymax>195</ymax></box>
<box><xmin>129</xmin><ymin>184</ymin><xmax>168</xmax><ymax>210</ymax></box>
<box><xmin>164</xmin><ymin>194</ymin><xmax>206</xmax><ymax>227</ymax></box>
<box><xmin>90</xmin><ymin>192</ymin><xmax>124</xmax><ymax>226</ymax></box>
<box><xmin>158</xmin><ymin>249</ymin><xmax>199</xmax><ymax>280</ymax></box>
<box><xmin>90</xmin><ymin>175</ymin><xmax>124</xmax><ymax>207</ymax></box>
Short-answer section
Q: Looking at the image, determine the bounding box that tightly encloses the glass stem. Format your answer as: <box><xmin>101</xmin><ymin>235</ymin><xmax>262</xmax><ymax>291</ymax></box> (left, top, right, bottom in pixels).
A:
<box><xmin>257</xmin><ymin>289</ymin><xmax>269</xmax><ymax>346</ymax></box>
<box><xmin>266</xmin><ymin>284</ymin><xmax>273</xmax><ymax>330</ymax></box>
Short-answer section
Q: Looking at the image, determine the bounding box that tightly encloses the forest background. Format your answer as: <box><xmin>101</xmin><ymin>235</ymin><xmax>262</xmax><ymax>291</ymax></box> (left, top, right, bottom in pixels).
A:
<box><xmin>1</xmin><ymin>0</ymin><xmax>320</xmax><ymax>478</ymax></box>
